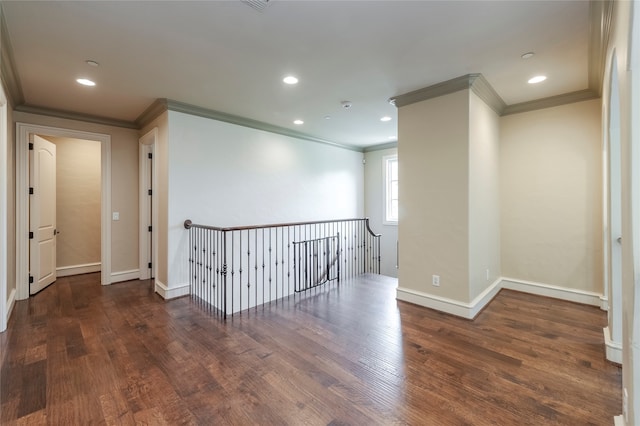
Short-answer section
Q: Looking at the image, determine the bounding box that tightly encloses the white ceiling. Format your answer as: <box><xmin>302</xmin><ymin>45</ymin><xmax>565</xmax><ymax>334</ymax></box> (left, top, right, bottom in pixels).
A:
<box><xmin>2</xmin><ymin>1</ymin><xmax>591</xmax><ymax>148</ymax></box>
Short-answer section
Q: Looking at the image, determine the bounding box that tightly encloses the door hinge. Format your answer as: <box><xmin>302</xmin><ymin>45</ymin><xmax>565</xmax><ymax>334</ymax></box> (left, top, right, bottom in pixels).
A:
<box><xmin>148</xmin><ymin>225</ymin><xmax>152</xmax><ymax>232</ymax></box>
<box><xmin>29</xmin><ymin>275</ymin><xmax>33</xmax><ymax>284</ymax></box>
<box><xmin>148</xmin><ymin>262</ymin><xmax>152</xmax><ymax>269</ymax></box>
<box><xmin>148</xmin><ymin>152</ymin><xmax>153</xmax><ymax>159</ymax></box>
<box><xmin>29</xmin><ymin>187</ymin><xmax>34</xmax><ymax>195</ymax></box>
<box><xmin>29</xmin><ymin>231</ymin><xmax>33</xmax><ymax>239</ymax></box>
<box><xmin>148</xmin><ymin>189</ymin><xmax>152</xmax><ymax>196</ymax></box>
<box><xmin>28</xmin><ymin>142</ymin><xmax>33</xmax><ymax>150</ymax></box>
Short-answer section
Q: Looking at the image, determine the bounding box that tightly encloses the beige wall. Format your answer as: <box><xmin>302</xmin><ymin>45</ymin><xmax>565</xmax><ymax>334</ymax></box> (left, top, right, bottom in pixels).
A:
<box><xmin>468</xmin><ymin>91</ymin><xmax>501</xmax><ymax>300</ymax></box>
<box><xmin>46</xmin><ymin>136</ymin><xmax>101</xmax><ymax>268</ymax></box>
<box><xmin>398</xmin><ymin>90</ymin><xmax>470</xmax><ymax>302</ymax></box>
<box><xmin>500</xmin><ymin>99</ymin><xmax>602</xmax><ymax>293</ymax></box>
<box><xmin>364</xmin><ymin>146</ymin><xmax>398</xmax><ymax>278</ymax></box>
<box><xmin>12</xmin><ymin>111</ymin><xmax>139</xmax><ymax>274</ymax></box>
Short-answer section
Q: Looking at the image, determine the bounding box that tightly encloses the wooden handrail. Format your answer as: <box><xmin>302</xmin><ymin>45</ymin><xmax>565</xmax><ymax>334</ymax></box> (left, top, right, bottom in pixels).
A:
<box><xmin>184</xmin><ymin>218</ymin><xmax>379</xmax><ymax>235</ymax></box>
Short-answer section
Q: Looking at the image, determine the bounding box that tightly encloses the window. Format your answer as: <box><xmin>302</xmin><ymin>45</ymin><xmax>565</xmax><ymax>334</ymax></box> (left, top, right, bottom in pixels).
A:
<box><xmin>383</xmin><ymin>155</ymin><xmax>398</xmax><ymax>224</ymax></box>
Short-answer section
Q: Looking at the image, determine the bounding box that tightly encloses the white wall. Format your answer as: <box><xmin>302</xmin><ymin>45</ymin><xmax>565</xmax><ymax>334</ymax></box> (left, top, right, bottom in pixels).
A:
<box><xmin>165</xmin><ymin>111</ymin><xmax>364</xmax><ymax>289</ymax></box>
<box><xmin>364</xmin><ymin>146</ymin><xmax>398</xmax><ymax>277</ymax></box>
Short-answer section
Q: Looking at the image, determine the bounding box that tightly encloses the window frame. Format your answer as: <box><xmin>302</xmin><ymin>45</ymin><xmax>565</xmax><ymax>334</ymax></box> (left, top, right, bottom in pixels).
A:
<box><xmin>383</xmin><ymin>154</ymin><xmax>398</xmax><ymax>225</ymax></box>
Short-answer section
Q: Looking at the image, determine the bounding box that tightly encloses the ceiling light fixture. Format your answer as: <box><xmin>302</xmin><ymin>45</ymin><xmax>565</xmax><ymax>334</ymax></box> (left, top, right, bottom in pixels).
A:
<box><xmin>76</xmin><ymin>78</ymin><xmax>96</xmax><ymax>86</ymax></box>
<box><xmin>293</xmin><ymin>119</ymin><xmax>304</xmax><ymax>125</ymax></box>
<box><xmin>528</xmin><ymin>75</ymin><xmax>547</xmax><ymax>84</ymax></box>
<box><xmin>341</xmin><ymin>101</ymin><xmax>352</xmax><ymax>109</ymax></box>
<box><xmin>380</xmin><ymin>116</ymin><xmax>392</xmax><ymax>122</ymax></box>
<box><xmin>283</xmin><ymin>76</ymin><xmax>298</xmax><ymax>85</ymax></box>
<box><xmin>521</xmin><ymin>52</ymin><xmax>535</xmax><ymax>59</ymax></box>
<box><xmin>85</xmin><ymin>60</ymin><xmax>99</xmax><ymax>67</ymax></box>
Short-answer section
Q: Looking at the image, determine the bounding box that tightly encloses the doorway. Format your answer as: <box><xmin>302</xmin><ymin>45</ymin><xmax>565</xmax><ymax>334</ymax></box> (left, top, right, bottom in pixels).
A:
<box><xmin>16</xmin><ymin>123</ymin><xmax>111</xmax><ymax>300</ymax></box>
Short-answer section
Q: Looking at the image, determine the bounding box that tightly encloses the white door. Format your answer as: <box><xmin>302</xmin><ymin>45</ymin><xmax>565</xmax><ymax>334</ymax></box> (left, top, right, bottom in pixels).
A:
<box><xmin>29</xmin><ymin>135</ymin><xmax>57</xmax><ymax>294</ymax></box>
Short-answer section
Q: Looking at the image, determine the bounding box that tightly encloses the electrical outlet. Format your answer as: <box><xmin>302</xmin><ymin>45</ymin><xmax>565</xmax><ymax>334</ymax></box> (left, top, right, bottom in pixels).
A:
<box><xmin>432</xmin><ymin>275</ymin><xmax>440</xmax><ymax>286</ymax></box>
<box><xmin>112</xmin><ymin>212</ymin><xmax>120</xmax><ymax>221</ymax></box>
<box><xmin>486</xmin><ymin>269</ymin><xmax>490</xmax><ymax>281</ymax></box>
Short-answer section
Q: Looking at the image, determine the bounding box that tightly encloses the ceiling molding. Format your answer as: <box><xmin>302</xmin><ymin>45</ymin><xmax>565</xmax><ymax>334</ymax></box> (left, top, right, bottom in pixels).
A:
<box><xmin>502</xmin><ymin>89</ymin><xmax>599</xmax><ymax>116</ymax></box>
<box><xmin>14</xmin><ymin>104</ymin><xmax>138</xmax><ymax>129</ymax></box>
<box><xmin>0</xmin><ymin>5</ymin><xmax>24</xmax><ymax>106</ymax></box>
<box><xmin>363</xmin><ymin>141</ymin><xmax>398</xmax><ymax>153</ymax></box>
<box><xmin>468</xmin><ymin>74</ymin><xmax>507</xmax><ymax>115</ymax></box>
<box><xmin>135</xmin><ymin>98</ymin><xmax>168</xmax><ymax>128</ymax></box>
<box><xmin>390</xmin><ymin>74</ymin><xmax>477</xmax><ymax>108</ymax></box>
<box><xmin>588</xmin><ymin>0</ymin><xmax>613</xmax><ymax>96</ymax></box>
<box><xmin>164</xmin><ymin>99</ymin><xmax>364</xmax><ymax>152</ymax></box>
<box><xmin>391</xmin><ymin>73</ymin><xmax>506</xmax><ymax>114</ymax></box>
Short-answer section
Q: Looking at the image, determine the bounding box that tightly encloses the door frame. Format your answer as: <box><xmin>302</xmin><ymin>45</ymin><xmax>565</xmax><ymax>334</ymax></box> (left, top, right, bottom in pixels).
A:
<box><xmin>0</xmin><ymin>83</ymin><xmax>7</xmax><ymax>332</ymax></box>
<box><xmin>16</xmin><ymin>123</ymin><xmax>112</xmax><ymax>300</ymax></box>
<box><xmin>139</xmin><ymin>128</ymin><xmax>157</xmax><ymax>280</ymax></box>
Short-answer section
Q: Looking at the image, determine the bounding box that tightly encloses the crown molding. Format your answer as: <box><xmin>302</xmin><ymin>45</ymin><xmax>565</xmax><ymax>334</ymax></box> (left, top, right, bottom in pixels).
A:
<box><xmin>14</xmin><ymin>104</ymin><xmax>138</xmax><ymax>129</ymax></box>
<box><xmin>363</xmin><ymin>141</ymin><xmax>398</xmax><ymax>153</ymax></box>
<box><xmin>391</xmin><ymin>73</ymin><xmax>506</xmax><ymax>114</ymax></box>
<box><xmin>468</xmin><ymin>74</ymin><xmax>507</xmax><ymax>115</ymax></box>
<box><xmin>135</xmin><ymin>98</ymin><xmax>168</xmax><ymax>128</ymax></box>
<box><xmin>588</xmin><ymin>0</ymin><xmax>613</xmax><ymax>96</ymax></box>
<box><xmin>502</xmin><ymin>89</ymin><xmax>599</xmax><ymax>116</ymax></box>
<box><xmin>0</xmin><ymin>5</ymin><xmax>24</xmax><ymax>106</ymax></box>
<box><xmin>163</xmin><ymin>99</ymin><xmax>363</xmax><ymax>152</ymax></box>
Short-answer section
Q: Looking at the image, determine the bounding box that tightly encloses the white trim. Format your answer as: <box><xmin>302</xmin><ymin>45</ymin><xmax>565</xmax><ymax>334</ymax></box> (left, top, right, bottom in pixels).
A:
<box><xmin>56</xmin><ymin>262</ymin><xmax>101</xmax><ymax>277</ymax></box>
<box><xmin>603</xmin><ymin>326</ymin><xmax>623</xmax><ymax>364</ymax></box>
<box><xmin>155</xmin><ymin>280</ymin><xmax>190</xmax><ymax>300</ymax></box>
<box><xmin>397</xmin><ymin>277</ymin><xmax>604</xmax><ymax>319</ymax></box>
<box><xmin>16</xmin><ymin>123</ymin><xmax>112</xmax><ymax>300</ymax></box>
<box><xmin>6</xmin><ymin>287</ymin><xmax>15</xmax><ymax>325</ymax></box>
<box><xmin>500</xmin><ymin>277</ymin><xmax>602</xmax><ymax>306</ymax></box>
<box><xmin>110</xmin><ymin>269</ymin><xmax>140</xmax><ymax>284</ymax></box>
<box><xmin>614</xmin><ymin>415</ymin><xmax>626</xmax><ymax>426</ymax></box>
<box><xmin>600</xmin><ymin>295</ymin><xmax>609</xmax><ymax>311</ymax></box>
<box><xmin>382</xmin><ymin>154</ymin><xmax>398</xmax><ymax>225</ymax></box>
<box><xmin>139</xmin><ymin>128</ymin><xmax>158</xmax><ymax>280</ymax></box>
<box><xmin>0</xmin><ymin>82</ymin><xmax>7</xmax><ymax>332</ymax></box>
<box><xmin>396</xmin><ymin>278</ymin><xmax>502</xmax><ymax>319</ymax></box>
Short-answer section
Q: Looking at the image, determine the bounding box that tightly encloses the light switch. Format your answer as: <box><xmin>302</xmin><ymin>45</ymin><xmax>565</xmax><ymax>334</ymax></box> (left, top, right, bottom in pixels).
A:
<box><xmin>112</xmin><ymin>212</ymin><xmax>120</xmax><ymax>221</ymax></box>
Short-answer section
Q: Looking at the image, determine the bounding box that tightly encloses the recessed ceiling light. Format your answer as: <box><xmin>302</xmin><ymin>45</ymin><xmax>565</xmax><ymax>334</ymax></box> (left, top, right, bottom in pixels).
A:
<box><xmin>293</xmin><ymin>119</ymin><xmax>304</xmax><ymax>125</ymax></box>
<box><xmin>76</xmin><ymin>78</ymin><xmax>96</xmax><ymax>86</ymax></box>
<box><xmin>521</xmin><ymin>52</ymin><xmax>535</xmax><ymax>59</ymax></box>
<box><xmin>85</xmin><ymin>60</ymin><xmax>100</xmax><ymax>67</ymax></box>
<box><xmin>283</xmin><ymin>76</ymin><xmax>298</xmax><ymax>85</ymax></box>
<box><xmin>528</xmin><ymin>75</ymin><xmax>547</xmax><ymax>84</ymax></box>
<box><xmin>380</xmin><ymin>116</ymin><xmax>392</xmax><ymax>122</ymax></box>
<box><xmin>324</xmin><ymin>115</ymin><xmax>331</xmax><ymax>120</ymax></box>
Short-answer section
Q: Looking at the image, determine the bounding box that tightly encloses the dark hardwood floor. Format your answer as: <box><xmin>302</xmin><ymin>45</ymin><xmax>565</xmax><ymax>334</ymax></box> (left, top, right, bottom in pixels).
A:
<box><xmin>1</xmin><ymin>273</ymin><xmax>621</xmax><ymax>425</ymax></box>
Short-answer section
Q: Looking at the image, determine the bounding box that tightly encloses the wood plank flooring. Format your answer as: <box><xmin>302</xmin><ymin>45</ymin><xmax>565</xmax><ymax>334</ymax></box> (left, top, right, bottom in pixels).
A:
<box><xmin>0</xmin><ymin>273</ymin><xmax>621</xmax><ymax>425</ymax></box>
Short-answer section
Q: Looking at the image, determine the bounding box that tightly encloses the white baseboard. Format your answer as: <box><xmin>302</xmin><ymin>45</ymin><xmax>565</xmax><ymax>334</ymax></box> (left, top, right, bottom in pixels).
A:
<box><xmin>57</xmin><ymin>262</ymin><xmax>101</xmax><ymax>277</ymax></box>
<box><xmin>600</xmin><ymin>295</ymin><xmax>609</xmax><ymax>311</ymax></box>
<box><xmin>155</xmin><ymin>280</ymin><xmax>190</xmax><ymax>300</ymax></box>
<box><xmin>501</xmin><ymin>277</ymin><xmax>602</xmax><ymax>307</ymax></box>
<box><xmin>396</xmin><ymin>278</ymin><xmax>501</xmax><ymax>320</ymax></box>
<box><xmin>110</xmin><ymin>269</ymin><xmax>141</xmax><ymax>284</ymax></box>
<box><xmin>6</xmin><ymin>287</ymin><xmax>15</xmax><ymax>323</ymax></box>
<box><xmin>603</xmin><ymin>326</ymin><xmax>623</xmax><ymax>364</ymax></box>
<box><xmin>397</xmin><ymin>277</ymin><xmax>604</xmax><ymax>320</ymax></box>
